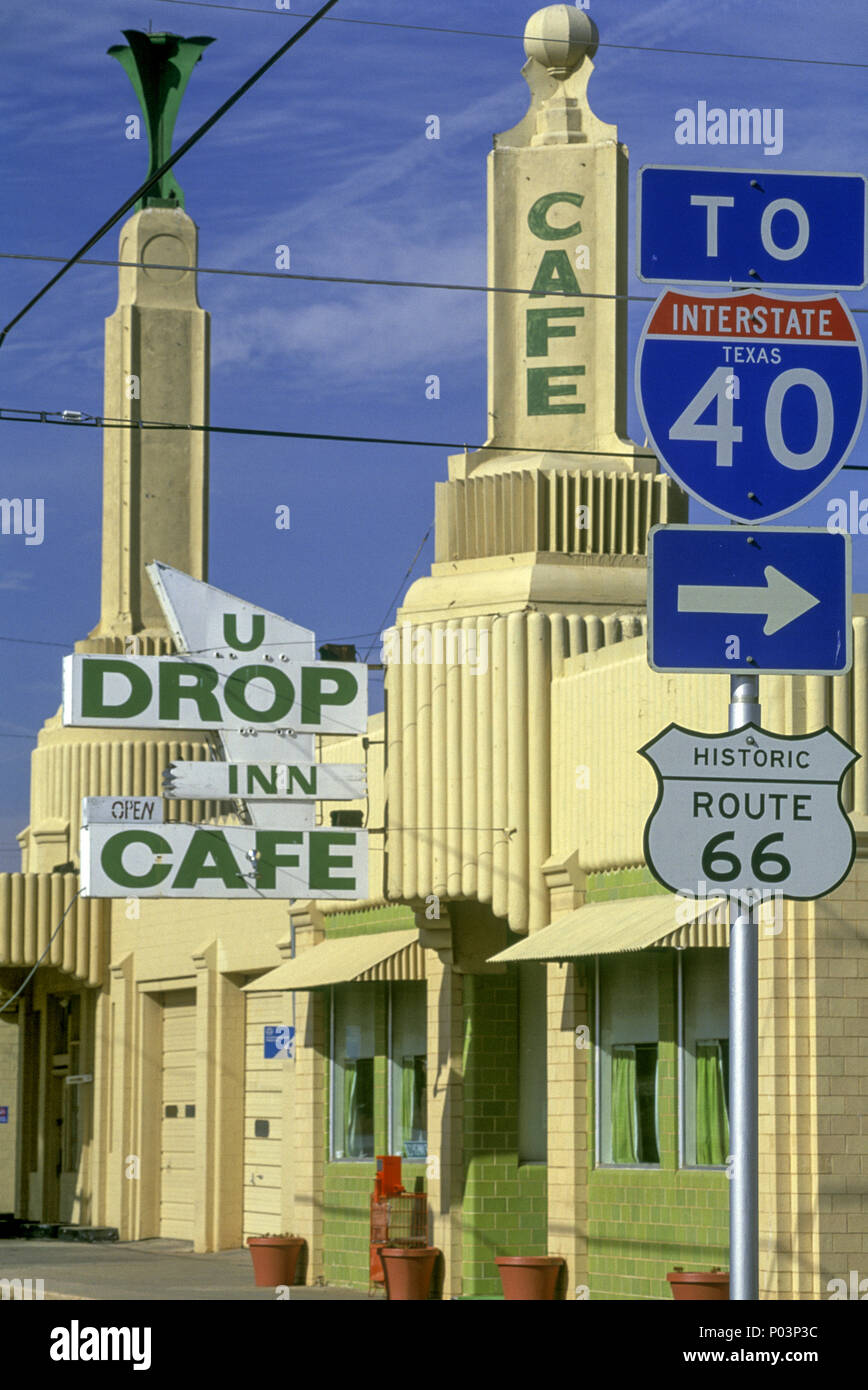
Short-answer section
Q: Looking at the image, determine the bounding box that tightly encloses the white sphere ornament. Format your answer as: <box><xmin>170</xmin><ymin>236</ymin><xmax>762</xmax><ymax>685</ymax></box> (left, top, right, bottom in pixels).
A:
<box><xmin>524</xmin><ymin>4</ymin><xmax>598</xmax><ymax>77</ymax></box>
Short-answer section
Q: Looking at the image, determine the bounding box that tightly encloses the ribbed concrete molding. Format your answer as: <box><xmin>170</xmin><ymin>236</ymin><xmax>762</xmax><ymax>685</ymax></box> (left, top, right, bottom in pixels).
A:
<box><xmin>435</xmin><ymin>468</ymin><xmax>686</xmax><ymax>563</ymax></box>
<box><xmin>385</xmin><ymin>607</ymin><xmax>644</xmax><ymax>935</ymax></box>
<box><xmin>0</xmin><ymin>872</ymin><xmax>107</xmax><ymax>985</ymax></box>
<box><xmin>28</xmin><ymin>726</ymin><xmax>230</xmax><ymax>874</ymax></box>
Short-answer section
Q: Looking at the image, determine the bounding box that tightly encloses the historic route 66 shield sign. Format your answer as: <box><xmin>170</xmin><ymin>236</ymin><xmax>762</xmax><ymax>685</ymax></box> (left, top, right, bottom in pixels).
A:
<box><xmin>639</xmin><ymin>724</ymin><xmax>858</xmax><ymax>900</ymax></box>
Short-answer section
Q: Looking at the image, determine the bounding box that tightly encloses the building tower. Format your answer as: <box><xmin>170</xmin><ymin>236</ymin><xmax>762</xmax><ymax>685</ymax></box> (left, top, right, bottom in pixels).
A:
<box><xmin>0</xmin><ymin>31</ymin><xmax>218</xmax><ymax>1227</ymax></box>
<box><xmin>384</xmin><ymin>5</ymin><xmax>687</xmax><ymax>947</ymax></box>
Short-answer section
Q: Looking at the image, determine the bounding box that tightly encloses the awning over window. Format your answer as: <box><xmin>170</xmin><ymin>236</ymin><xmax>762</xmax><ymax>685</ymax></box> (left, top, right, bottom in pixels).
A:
<box><xmin>487</xmin><ymin>894</ymin><xmax>732</xmax><ymax>963</ymax></box>
<box><xmin>243</xmin><ymin>929</ymin><xmax>423</xmax><ymax>991</ymax></box>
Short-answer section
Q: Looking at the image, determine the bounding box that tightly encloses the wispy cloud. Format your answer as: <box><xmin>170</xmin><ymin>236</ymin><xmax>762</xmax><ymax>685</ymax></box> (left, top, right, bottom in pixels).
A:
<box><xmin>0</xmin><ymin>570</ymin><xmax>33</xmax><ymax>592</ymax></box>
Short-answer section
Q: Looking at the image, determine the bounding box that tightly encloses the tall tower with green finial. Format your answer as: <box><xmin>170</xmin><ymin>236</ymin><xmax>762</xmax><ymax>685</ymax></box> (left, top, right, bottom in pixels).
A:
<box><xmin>89</xmin><ymin>29</ymin><xmax>215</xmax><ymax>646</ymax></box>
<box><xmin>24</xmin><ymin>30</ymin><xmax>219</xmax><ymax>875</ymax></box>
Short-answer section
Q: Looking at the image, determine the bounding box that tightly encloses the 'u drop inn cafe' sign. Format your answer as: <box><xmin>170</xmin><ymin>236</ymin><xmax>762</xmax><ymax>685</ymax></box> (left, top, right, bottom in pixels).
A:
<box><xmin>62</xmin><ymin>564</ymin><xmax>370</xmax><ymax>900</ymax></box>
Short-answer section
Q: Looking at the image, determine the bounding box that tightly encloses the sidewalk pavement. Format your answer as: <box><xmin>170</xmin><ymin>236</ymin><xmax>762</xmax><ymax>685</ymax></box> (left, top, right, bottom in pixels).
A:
<box><xmin>0</xmin><ymin>1239</ymin><xmax>382</xmax><ymax>1301</ymax></box>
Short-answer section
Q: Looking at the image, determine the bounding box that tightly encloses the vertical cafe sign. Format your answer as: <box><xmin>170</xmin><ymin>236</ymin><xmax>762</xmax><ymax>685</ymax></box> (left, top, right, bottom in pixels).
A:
<box><xmin>524</xmin><ymin>190</ymin><xmax>588</xmax><ymax>420</ymax></box>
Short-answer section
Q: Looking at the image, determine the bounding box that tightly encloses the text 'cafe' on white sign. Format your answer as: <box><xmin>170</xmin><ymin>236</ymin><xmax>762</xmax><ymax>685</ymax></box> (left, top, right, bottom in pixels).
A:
<box><xmin>80</xmin><ymin>824</ymin><xmax>369</xmax><ymax>900</ymax></box>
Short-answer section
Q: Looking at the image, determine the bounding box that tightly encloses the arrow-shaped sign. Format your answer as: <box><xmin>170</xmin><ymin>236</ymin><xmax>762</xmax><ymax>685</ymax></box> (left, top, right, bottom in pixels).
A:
<box><xmin>647</xmin><ymin>525</ymin><xmax>851</xmax><ymax>676</ymax></box>
<box><xmin>677</xmin><ymin>565</ymin><xmax>820</xmax><ymax>636</ymax></box>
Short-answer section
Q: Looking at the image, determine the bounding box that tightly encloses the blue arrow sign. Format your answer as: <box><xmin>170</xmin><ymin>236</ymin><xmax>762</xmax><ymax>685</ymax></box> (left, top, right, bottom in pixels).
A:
<box><xmin>637</xmin><ymin>166</ymin><xmax>867</xmax><ymax>290</ymax></box>
<box><xmin>647</xmin><ymin>525</ymin><xmax>852</xmax><ymax>675</ymax></box>
<box><xmin>635</xmin><ymin>289</ymin><xmax>866</xmax><ymax>523</ymax></box>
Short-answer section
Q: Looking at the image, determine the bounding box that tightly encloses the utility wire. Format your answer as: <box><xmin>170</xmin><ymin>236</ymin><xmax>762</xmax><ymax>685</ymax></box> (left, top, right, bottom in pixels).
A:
<box><xmin>362</xmin><ymin>521</ymin><xmax>434</xmax><ymax>663</ymax></box>
<box><xmin>0</xmin><ymin>628</ymin><xmax>387</xmax><ymax>651</ymax></box>
<box><xmin>0</xmin><ymin>251</ymin><xmax>655</xmax><ymax>305</ymax></box>
<box><xmin>0</xmin><ymin>407</ymin><xmax>654</xmax><ymax>461</ymax></box>
<box><xmin>149</xmin><ymin>0</ymin><xmax>868</xmax><ymax>70</ymax></box>
<box><xmin>0</xmin><ymin>0</ymin><xmax>340</xmax><ymax>349</ymax></box>
<box><xmin>2</xmin><ymin>251</ymin><xmax>866</xmax><ymax>314</ymax></box>
<box><xmin>0</xmin><ymin>888</ymin><xmax>84</xmax><ymax>1015</ymax></box>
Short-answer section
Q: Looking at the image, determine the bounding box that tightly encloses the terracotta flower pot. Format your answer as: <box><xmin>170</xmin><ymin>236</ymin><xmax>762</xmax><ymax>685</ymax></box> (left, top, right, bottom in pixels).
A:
<box><xmin>666</xmin><ymin>1271</ymin><xmax>730</xmax><ymax>1301</ymax></box>
<box><xmin>247</xmin><ymin>1236</ymin><xmax>305</xmax><ymax>1288</ymax></box>
<box><xmin>495</xmin><ymin>1255</ymin><xmax>564</xmax><ymax>1300</ymax></box>
<box><xmin>380</xmin><ymin>1246</ymin><xmax>439</xmax><ymax>1301</ymax></box>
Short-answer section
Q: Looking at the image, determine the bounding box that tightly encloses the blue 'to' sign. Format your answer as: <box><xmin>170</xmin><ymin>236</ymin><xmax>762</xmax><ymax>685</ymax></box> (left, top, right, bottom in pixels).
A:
<box><xmin>637</xmin><ymin>166</ymin><xmax>868</xmax><ymax>291</ymax></box>
<box><xmin>635</xmin><ymin>289</ymin><xmax>866</xmax><ymax>524</ymax></box>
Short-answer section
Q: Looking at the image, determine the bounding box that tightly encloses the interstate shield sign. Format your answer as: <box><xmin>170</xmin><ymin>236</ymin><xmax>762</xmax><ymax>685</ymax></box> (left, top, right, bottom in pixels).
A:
<box><xmin>639</xmin><ymin>724</ymin><xmax>858</xmax><ymax>901</ymax></box>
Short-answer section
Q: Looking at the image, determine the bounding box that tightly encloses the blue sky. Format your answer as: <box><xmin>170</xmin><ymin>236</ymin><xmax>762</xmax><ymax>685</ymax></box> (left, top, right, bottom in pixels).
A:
<box><xmin>0</xmin><ymin>0</ymin><xmax>865</xmax><ymax>861</ymax></box>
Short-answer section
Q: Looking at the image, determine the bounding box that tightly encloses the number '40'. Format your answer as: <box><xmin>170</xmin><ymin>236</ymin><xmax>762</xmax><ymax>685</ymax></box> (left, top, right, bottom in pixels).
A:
<box><xmin>670</xmin><ymin>366</ymin><xmax>834</xmax><ymax>471</ymax></box>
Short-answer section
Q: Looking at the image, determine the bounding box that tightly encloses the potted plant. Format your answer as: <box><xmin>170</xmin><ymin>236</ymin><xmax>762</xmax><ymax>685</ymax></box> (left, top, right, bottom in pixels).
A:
<box><xmin>666</xmin><ymin>1266</ymin><xmax>730</xmax><ymax>1300</ymax></box>
<box><xmin>494</xmin><ymin>1255</ymin><xmax>564</xmax><ymax>1300</ymax></box>
<box><xmin>247</xmin><ymin>1232</ymin><xmax>306</xmax><ymax>1288</ymax></box>
<box><xmin>380</xmin><ymin>1242</ymin><xmax>441</xmax><ymax>1300</ymax></box>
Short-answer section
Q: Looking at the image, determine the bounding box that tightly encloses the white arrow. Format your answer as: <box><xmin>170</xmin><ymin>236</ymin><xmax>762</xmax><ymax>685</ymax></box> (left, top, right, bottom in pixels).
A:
<box><xmin>677</xmin><ymin>565</ymin><xmax>820</xmax><ymax>636</ymax></box>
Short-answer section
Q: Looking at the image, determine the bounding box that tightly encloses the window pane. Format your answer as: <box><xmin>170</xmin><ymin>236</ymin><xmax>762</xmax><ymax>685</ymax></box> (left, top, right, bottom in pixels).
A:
<box><xmin>390</xmin><ymin>982</ymin><xmax>427</xmax><ymax>1159</ymax></box>
<box><xmin>611</xmin><ymin>1046</ymin><xmax>637</xmax><ymax>1163</ymax></box>
<box><xmin>599</xmin><ymin>956</ymin><xmax>660</xmax><ymax>1166</ymax></box>
<box><xmin>695</xmin><ymin>1040</ymin><xmax>729</xmax><ymax>1166</ymax></box>
<box><xmin>635</xmin><ymin>1044</ymin><xmax>660</xmax><ymax>1164</ymax></box>
<box><xmin>682</xmin><ymin>950</ymin><xmax>729</xmax><ymax>1167</ymax></box>
<box><xmin>518</xmin><ymin>963</ymin><xmax>547</xmax><ymax>1162</ymax></box>
<box><xmin>332</xmin><ymin>984</ymin><xmax>375</xmax><ymax>1160</ymax></box>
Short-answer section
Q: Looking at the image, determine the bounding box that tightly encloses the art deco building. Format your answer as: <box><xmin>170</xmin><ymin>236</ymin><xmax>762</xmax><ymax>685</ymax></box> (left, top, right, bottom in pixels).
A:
<box><xmin>1</xmin><ymin>7</ymin><xmax>864</xmax><ymax>1299</ymax></box>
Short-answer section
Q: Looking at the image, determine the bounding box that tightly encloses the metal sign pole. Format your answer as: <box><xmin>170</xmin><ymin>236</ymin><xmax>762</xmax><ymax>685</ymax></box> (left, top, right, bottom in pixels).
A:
<box><xmin>728</xmin><ymin>674</ymin><xmax>760</xmax><ymax>1301</ymax></box>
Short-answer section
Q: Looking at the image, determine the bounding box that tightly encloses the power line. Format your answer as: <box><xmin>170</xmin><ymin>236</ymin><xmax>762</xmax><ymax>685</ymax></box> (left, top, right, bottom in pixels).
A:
<box><xmin>362</xmin><ymin>521</ymin><xmax>434</xmax><ymax>663</ymax></box>
<box><xmin>0</xmin><ymin>887</ymin><xmax>84</xmax><ymax>1015</ymax></box>
<box><xmin>0</xmin><ymin>628</ymin><xmax>386</xmax><ymax>652</ymax></box>
<box><xmin>8</xmin><ymin>402</ymin><xmax>867</xmax><ymax>471</ymax></box>
<box><xmin>0</xmin><ymin>251</ymin><xmax>654</xmax><ymax>306</ymax></box>
<box><xmin>0</xmin><ymin>406</ymin><xmax>654</xmax><ymax>461</ymax></box>
<box><xmin>148</xmin><ymin>0</ymin><xmax>868</xmax><ymax>70</ymax></box>
<box><xmin>0</xmin><ymin>634</ymin><xmax>71</xmax><ymax>649</ymax></box>
<box><xmin>0</xmin><ymin>0</ymin><xmax>341</xmax><ymax>349</ymax></box>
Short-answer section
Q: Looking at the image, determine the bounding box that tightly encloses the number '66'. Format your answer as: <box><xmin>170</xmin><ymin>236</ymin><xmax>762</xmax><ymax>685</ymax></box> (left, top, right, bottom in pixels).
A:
<box><xmin>701</xmin><ymin>831</ymin><xmax>790</xmax><ymax>883</ymax></box>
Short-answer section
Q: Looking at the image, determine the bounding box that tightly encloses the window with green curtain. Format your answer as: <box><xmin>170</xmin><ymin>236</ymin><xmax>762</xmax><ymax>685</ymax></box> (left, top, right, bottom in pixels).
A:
<box><xmin>331</xmin><ymin>984</ymin><xmax>375</xmax><ymax>1160</ymax></box>
<box><xmin>598</xmin><ymin>956</ymin><xmax>660</xmax><ymax>1166</ymax></box>
<box><xmin>682</xmin><ymin>950</ymin><xmax>729</xmax><ymax>1167</ymax></box>
<box><xmin>611</xmin><ymin>1046</ymin><xmax>637</xmax><ymax>1163</ymax></box>
<box><xmin>390</xmin><ymin>982</ymin><xmax>427</xmax><ymax>1158</ymax></box>
<box><xmin>696</xmin><ymin>1039</ymin><xmax>729</xmax><ymax>1166</ymax></box>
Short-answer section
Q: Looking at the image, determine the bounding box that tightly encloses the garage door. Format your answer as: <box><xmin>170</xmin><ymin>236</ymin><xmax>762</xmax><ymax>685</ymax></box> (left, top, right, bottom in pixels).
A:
<box><xmin>160</xmin><ymin>989</ymin><xmax>196</xmax><ymax>1240</ymax></box>
<box><xmin>243</xmin><ymin>993</ymin><xmax>286</xmax><ymax>1240</ymax></box>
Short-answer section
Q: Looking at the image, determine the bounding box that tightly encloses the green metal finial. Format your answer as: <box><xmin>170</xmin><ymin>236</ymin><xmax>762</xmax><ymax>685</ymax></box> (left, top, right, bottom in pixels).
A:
<box><xmin>108</xmin><ymin>30</ymin><xmax>215</xmax><ymax>210</ymax></box>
